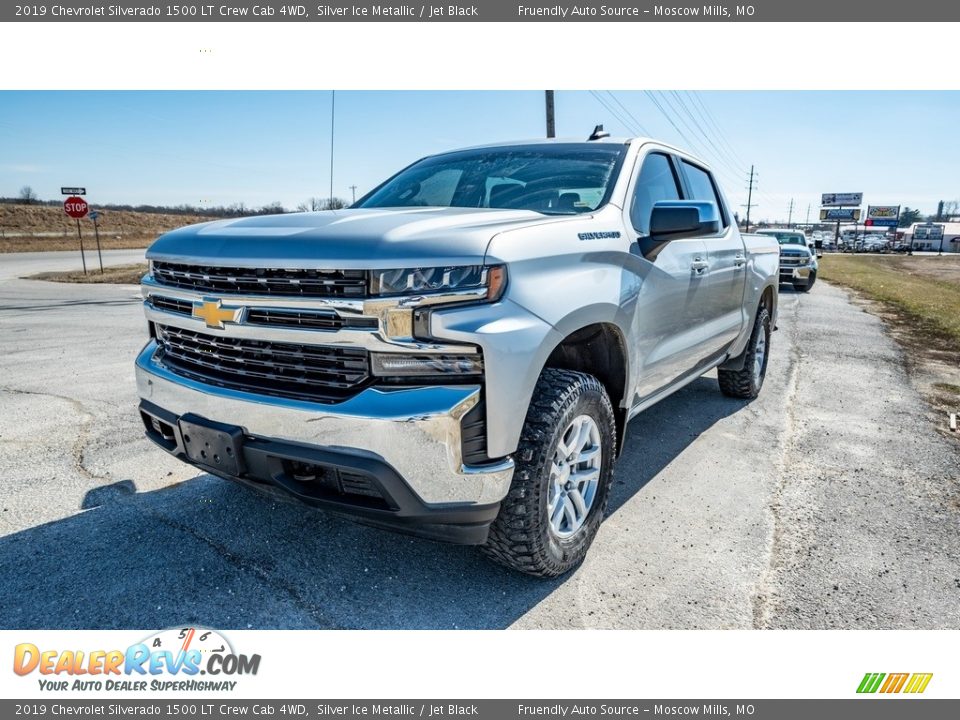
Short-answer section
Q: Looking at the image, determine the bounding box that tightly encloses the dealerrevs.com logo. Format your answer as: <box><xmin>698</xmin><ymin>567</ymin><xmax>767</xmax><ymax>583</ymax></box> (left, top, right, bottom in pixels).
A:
<box><xmin>857</xmin><ymin>672</ymin><xmax>933</xmax><ymax>694</ymax></box>
<box><xmin>13</xmin><ymin>627</ymin><xmax>261</xmax><ymax>693</ymax></box>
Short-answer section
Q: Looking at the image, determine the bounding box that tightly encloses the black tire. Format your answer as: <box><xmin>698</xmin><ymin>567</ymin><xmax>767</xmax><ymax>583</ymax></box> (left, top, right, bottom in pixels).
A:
<box><xmin>482</xmin><ymin>368</ymin><xmax>616</xmax><ymax>578</ymax></box>
<box><xmin>717</xmin><ymin>305</ymin><xmax>771</xmax><ymax>400</ymax></box>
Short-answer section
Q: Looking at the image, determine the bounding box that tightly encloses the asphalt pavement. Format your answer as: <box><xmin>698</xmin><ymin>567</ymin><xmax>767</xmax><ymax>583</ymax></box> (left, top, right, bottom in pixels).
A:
<box><xmin>0</xmin><ymin>251</ymin><xmax>957</xmax><ymax>629</ymax></box>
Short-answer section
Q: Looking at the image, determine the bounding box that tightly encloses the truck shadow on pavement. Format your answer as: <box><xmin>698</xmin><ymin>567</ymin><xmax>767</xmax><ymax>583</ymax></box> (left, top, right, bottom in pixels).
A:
<box><xmin>0</xmin><ymin>379</ymin><xmax>746</xmax><ymax>630</ymax></box>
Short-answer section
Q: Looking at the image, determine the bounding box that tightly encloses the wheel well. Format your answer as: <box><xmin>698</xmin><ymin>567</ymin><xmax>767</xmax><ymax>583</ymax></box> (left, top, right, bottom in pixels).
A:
<box><xmin>544</xmin><ymin>323</ymin><xmax>629</xmax><ymax>455</ymax></box>
<box><xmin>760</xmin><ymin>284</ymin><xmax>774</xmax><ymax>312</ymax></box>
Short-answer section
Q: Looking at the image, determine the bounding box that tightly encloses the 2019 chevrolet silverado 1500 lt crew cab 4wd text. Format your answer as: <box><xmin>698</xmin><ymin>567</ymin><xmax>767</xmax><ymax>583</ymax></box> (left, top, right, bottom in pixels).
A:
<box><xmin>136</xmin><ymin>135</ymin><xmax>780</xmax><ymax>577</ymax></box>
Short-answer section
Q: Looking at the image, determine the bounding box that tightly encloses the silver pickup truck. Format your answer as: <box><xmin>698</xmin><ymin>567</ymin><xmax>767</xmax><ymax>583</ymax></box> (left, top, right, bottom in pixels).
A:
<box><xmin>136</xmin><ymin>136</ymin><xmax>780</xmax><ymax>577</ymax></box>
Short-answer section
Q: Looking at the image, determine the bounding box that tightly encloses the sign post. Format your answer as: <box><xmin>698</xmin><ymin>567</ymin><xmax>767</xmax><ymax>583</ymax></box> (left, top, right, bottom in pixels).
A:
<box><xmin>89</xmin><ymin>210</ymin><xmax>104</xmax><ymax>273</ymax></box>
<box><xmin>63</xmin><ymin>195</ymin><xmax>89</xmax><ymax>275</ymax></box>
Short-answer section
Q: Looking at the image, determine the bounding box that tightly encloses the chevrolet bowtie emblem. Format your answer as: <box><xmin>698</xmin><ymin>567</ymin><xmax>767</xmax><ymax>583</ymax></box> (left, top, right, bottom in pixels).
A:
<box><xmin>192</xmin><ymin>298</ymin><xmax>242</xmax><ymax>329</ymax></box>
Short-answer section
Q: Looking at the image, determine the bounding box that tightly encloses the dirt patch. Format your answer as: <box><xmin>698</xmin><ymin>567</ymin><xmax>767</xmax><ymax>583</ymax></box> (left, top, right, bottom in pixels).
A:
<box><xmin>840</xmin><ymin>292</ymin><xmax>959</xmax><ymax>442</ymax></box>
<box><xmin>0</xmin><ymin>203</ymin><xmax>211</xmax><ymax>253</ymax></box>
<box><xmin>27</xmin><ymin>264</ymin><xmax>148</xmax><ymax>285</ymax></box>
<box><xmin>817</xmin><ymin>255</ymin><xmax>960</xmax><ymax>441</ymax></box>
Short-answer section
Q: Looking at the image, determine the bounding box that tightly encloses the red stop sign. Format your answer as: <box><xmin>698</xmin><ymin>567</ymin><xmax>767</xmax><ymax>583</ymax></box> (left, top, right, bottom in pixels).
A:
<box><xmin>64</xmin><ymin>196</ymin><xmax>88</xmax><ymax>219</ymax></box>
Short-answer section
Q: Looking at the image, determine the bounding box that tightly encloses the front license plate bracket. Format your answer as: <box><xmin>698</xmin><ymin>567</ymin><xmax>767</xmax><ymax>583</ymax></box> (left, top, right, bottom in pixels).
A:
<box><xmin>178</xmin><ymin>413</ymin><xmax>246</xmax><ymax>476</ymax></box>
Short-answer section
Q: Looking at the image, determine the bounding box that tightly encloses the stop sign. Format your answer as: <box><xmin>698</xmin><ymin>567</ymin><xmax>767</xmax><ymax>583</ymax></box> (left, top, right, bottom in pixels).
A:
<box><xmin>64</xmin><ymin>196</ymin><xmax>88</xmax><ymax>219</ymax></box>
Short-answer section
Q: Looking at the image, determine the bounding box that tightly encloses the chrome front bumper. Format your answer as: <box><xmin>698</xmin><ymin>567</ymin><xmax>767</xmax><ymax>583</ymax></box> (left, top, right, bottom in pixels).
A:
<box><xmin>135</xmin><ymin>342</ymin><xmax>514</xmax><ymax>507</ymax></box>
<box><xmin>779</xmin><ymin>264</ymin><xmax>813</xmax><ymax>281</ymax></box>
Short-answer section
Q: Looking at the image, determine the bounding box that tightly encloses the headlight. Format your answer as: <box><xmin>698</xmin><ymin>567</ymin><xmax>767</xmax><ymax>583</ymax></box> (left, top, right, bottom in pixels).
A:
<box><xmin>370</xmin><ymin>352</ymin><xmax>483</xmax><ymax>378</ymax></box>
<box><xmin>370</xmin><ymin>265</ymin><xmax>507</xmax><ymax>301</ymax></box>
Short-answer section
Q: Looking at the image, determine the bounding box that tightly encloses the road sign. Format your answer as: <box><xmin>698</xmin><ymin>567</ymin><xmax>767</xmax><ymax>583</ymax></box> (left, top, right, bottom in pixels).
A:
<box><xmin>914</xmin><ymin>224</ymin><xmax>945</xmax><ymax>241</ymax></box>
<box><xmin>821</xmin><ymin>193</ymin><xmax>863</xmax><ymax>207</ymax></box>
<box><xmin>64</xmin><ymin>196</ymin><xmax>88</xmax><ymax>219</ymax></box>
<box><xmin>61</xmin><ymin>187</ymin><xmax>86</xmax><ymax>195</ymax></box>
<box><xmin>88</xmin><ymin>210</ymin><xmax>101</xmax><ymax>221</ymax></box>
<box><xmin>820</xmin><ymin>208</ymin><xmax>861</xmax><ymax>222</ymax></box>
<box><xmin>865</xmin><ymin>205</ymin><xmax>900</xmax><ymax>228</ymax></box>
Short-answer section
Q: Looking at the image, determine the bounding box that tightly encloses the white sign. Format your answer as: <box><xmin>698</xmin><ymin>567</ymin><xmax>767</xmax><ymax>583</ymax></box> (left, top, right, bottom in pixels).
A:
<box><xmin>821</xmin><ymin>192</ymin><xmax>863</xmax><ymax>207</ymax></box>
<box><xmin>913</xmin><ymin>224</ymin><xmax>945</xmax><ymax>241</ymax></box>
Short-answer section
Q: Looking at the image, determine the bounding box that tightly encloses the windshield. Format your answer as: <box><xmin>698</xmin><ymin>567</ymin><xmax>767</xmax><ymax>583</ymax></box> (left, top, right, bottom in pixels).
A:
<box><xmin>355</xmin><ymin>144</ymin><xmax>627</xmax><ymax>215</ymax></box>
<box><xmin>760</xmin><ymin>231</ymin><xmax>807</xmax><ymax>246</ymax></box>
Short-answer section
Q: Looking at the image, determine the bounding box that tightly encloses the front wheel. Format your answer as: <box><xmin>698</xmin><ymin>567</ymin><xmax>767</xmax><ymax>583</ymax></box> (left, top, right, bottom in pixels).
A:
<box><xmin>482</xmin><ymin>368</ymin><xmax>616</xmax><ymax>577</ymax></box>
<box><xmin>717</xmin><ymin>305</ymin><xmax>771</xmax><ymax>399</ymax></box>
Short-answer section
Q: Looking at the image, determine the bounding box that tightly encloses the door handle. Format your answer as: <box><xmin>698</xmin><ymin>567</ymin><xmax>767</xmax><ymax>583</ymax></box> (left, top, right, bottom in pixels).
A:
<box><xmin>734</xmin><ymin>254</ymin><xmax>746</xmax><ymax>268</ymax></box>
<box><xmin>691</xmin><ymin>259</ymin><xmax>710</xmax><ymax>274</ymax></box>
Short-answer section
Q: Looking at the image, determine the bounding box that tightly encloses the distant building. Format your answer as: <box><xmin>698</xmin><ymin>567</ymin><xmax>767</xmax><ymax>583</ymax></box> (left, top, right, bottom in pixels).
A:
<box><xmin>901</xmin><ymin>222</ymin><xmax>960</xmax><ymax>253</ymax></box>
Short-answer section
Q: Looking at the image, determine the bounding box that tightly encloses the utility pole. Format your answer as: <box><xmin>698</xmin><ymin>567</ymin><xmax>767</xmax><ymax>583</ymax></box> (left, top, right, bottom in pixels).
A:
<box><xmin>742</xmin><ymin>165</ymin><xmax>756</xmax><ymax>233</ymax></box>
<box><xmin>349</xmin><ymin>185</ymin><xmax>357</xmax><ymax>204</ymax></box>
<box><xmin>787</xmin><ymin>198</ymin><xmax>794</xmax><ymax>227</ymax></box>
<box><xmin>329</xmin><ymin>90</ymin><xmax>336</xmax><ymax>207</ymax></box>
<box><xmin>805</xmin><ymin>203</ymin><xmax>811</xmax><ymax>227</ymax></box>
<box><xmin>545</xmin><ymin>90</ymin><xmax>556</xmax><ymax>138</ymax></box>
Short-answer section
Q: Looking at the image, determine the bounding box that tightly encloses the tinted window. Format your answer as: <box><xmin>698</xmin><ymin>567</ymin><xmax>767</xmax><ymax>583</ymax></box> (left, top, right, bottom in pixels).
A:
<box><xmin>681</xmin><ymin>161</ymin><xmax>726</xmax><ymax>226</ymax></box>
<box><xmin>759</xmin><ymin>231</ymin><xmax>806</xmax><ymax>246</ymax></box>
<box><xmin>630</xmin><ymin>153</ymin><xmax>681</xmax><ymax>234</ymax></box>
<box><xmin>356</xmin><ymin>144</ymin><xmax>626</xmax><ymax>215</ymax></box>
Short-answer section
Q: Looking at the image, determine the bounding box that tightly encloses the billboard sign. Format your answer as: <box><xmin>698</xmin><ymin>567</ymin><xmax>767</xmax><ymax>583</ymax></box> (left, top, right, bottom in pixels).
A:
<box><xmin>821</xmin><ymin>192</ymin><xmax>863</xmax><ymax>207</ymax></box>
<box><xmin>913</xmin><ymin>224</ymin><xmax>945</xmax><ymax>241</ymax></box>
<box><xmin>820</xmin><ymin>208</ymin><xmax>861</xmax><ymax>222</ymax></box>
<box><xmin>865</xmin><ymin>205</ymin><xmax>900</xmax><ymax>228</ymax></box>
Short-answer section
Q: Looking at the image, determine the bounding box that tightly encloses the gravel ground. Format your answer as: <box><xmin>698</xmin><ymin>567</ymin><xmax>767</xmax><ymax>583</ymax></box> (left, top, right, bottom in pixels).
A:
<box><xmin>0</xmin><ymin>251</ymin><xmax>957</xmax><ymax>629</ymax></box>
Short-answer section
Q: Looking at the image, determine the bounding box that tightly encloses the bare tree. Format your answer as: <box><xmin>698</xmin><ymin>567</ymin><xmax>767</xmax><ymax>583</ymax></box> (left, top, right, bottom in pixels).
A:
<box><xmin>297</xmin><ymin>197</ymin><xmax>326</xmax><ymax>212</ymax></box>
<box><xmin>321</xmin><ymin>197</ymin><xmax>348</xmax><ymax>210</ymax></box>
<box><xmin>19</xmin><ymin>186</ymin><xmax>38</xmax><ymax>205</ymax></box>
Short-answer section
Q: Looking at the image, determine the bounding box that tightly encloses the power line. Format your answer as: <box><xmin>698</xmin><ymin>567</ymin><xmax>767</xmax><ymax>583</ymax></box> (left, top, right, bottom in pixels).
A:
<box><xmin>642</xmin><ymin>91</ymin><xmax>746</xmax><ymax>192</ymax></box>
<box><xmin>605</xmin><ymin>91</ymin><xmax>652</xmax><ymax>136</ymax></box>
<box><xmin>668</xmin><ymin>90</ymin><xmax>747</xmax><ymax>178</ymax></box>
<box><xmin>588</xmin><ymin>90</ymin><xmax>643</xmax><ymax>137</ymax></box>
<box><xmin>680</xmin><ymin>91</ymin><xmax>749</xmax><ymax>176</ymax></box>
<box><xmin>687</xmin><ymin>91</ymin><xmax>750</xmax><ymax>169</ymax></box>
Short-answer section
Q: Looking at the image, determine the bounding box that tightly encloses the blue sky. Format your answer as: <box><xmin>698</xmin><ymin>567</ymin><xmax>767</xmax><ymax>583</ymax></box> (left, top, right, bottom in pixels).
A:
<box><xmin>1</xmin><ymin>90</ymin><xmax>957</xmax><ymax>221</ymax></box>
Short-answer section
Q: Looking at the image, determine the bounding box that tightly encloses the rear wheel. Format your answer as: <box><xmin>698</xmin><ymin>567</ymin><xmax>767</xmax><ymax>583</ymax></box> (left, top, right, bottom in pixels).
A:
<box><xmin>718</xmin><ymin>305</ymin><xmax>771</xmax><ymax>399</ymax></box>
<box><xmin>482</xmin><ymin>368</ymin><xmax>616</xmax><ymax>577</ymax></box>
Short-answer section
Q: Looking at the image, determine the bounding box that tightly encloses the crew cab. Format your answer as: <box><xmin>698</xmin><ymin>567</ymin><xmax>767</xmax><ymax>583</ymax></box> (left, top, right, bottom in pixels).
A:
<box><xmin>136</xmin><ymin>135</ymin><xmax>780</xmax><ymax>577</ymax></box>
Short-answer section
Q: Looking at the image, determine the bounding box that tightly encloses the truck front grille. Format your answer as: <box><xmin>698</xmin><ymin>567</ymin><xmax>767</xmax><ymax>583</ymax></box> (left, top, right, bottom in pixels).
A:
<box><xmin>152</xmin><ymin>261</ymin><xmax>369</xmax><ymax>298</ymax></box>
<box><xmin>155</xmin><ymin>324</ymin><xmax>370</xmax><ymax>402</ymax></box>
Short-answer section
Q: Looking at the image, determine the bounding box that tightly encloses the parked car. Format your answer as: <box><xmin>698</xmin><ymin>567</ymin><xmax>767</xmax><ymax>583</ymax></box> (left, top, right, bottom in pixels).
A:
<box><xmin>755</xmin><ymin>228</ymin><xmax>819</xmax><ymax>292</ymax></box>
<box><xmin>135</xmin><ymin>136</ymin><xmax>780</xmax><ymax>577</ymax></box>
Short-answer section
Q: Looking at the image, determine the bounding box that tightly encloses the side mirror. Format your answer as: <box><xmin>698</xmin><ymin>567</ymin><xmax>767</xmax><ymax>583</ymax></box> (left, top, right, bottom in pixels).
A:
<box><xmin>639</xmin><ymin>201</ymin><xmax>721</xmax><ymax>259</ymax></box>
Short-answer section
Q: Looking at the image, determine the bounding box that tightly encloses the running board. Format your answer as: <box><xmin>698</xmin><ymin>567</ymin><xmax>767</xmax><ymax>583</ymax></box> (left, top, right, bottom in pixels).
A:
<box><xmin>627</xmin><ymin>353</ymin><xmax>728</xmax><ymax>421</ymax></box>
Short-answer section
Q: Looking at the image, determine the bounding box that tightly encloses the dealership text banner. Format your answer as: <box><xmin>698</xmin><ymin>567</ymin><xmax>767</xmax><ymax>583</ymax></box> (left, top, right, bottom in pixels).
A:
<box><xmin>5</xmin><ymin>1</ymin><xmax>959</xmax><ymax>22</ymax></box>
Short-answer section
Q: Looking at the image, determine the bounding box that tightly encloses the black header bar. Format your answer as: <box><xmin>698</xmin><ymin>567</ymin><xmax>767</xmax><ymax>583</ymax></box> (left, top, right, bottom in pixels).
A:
<box><xmin>4</xmin><ymin>1</ymin><xmax>957</xmax><ymax>22</ymax></box>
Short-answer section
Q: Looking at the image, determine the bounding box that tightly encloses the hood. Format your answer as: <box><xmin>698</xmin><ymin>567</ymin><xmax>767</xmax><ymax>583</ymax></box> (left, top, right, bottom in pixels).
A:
<box><xmin>779</xmin><ymin>245</ymin><xmax>811</xmax><ymax>257</ymax></box>
<box><xmin>146</xmin><ymin>207</ymin><xmax>572</xmax><ymax>269</ymax></box>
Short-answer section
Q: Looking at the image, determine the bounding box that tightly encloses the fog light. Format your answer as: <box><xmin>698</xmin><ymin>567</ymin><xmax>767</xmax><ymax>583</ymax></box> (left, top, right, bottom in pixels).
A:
<box><xmin>370</xmin><ymin>353</ymin><xmax>483</xmax><ymax>377</ymax></box>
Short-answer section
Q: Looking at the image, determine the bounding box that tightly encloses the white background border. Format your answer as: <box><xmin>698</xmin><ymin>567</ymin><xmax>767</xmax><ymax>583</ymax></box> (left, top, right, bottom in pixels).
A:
<box><xmin>1</xmin><ymin>18</ymin><xmax>958</xmax><ymax>703</ymax></box>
